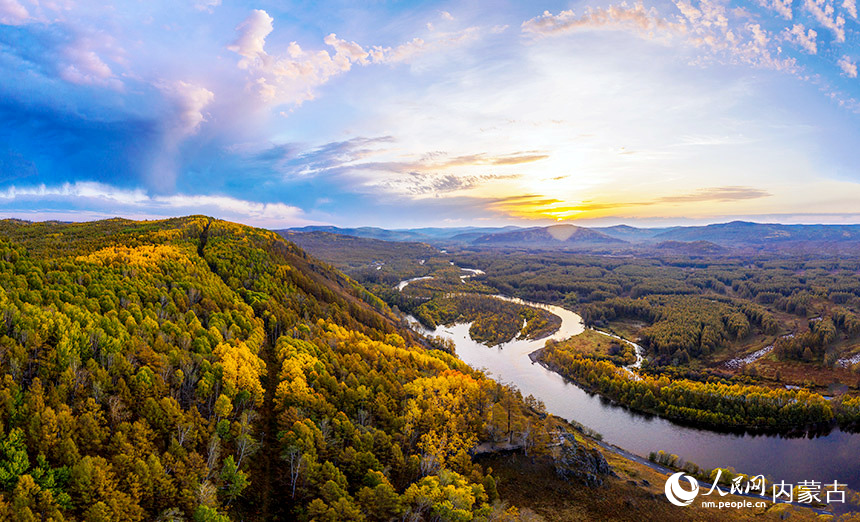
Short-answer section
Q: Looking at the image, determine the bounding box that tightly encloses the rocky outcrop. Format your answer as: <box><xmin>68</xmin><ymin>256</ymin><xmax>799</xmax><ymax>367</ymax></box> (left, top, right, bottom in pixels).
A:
<box><xmin>553</xmin><ymin>433</ymin><xmax>614</xmax><ymax>487</ymax></box>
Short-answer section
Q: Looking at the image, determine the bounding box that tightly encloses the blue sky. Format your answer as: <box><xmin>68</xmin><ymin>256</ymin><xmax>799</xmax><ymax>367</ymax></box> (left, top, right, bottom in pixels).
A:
<box><xmin>1</xmin><ymin>0</ymin><xmax>860</xmax><ymax>228</ymax></box>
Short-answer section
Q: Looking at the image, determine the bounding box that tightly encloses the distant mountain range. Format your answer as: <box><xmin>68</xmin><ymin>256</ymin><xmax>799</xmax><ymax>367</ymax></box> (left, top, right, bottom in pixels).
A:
<box><xmin>281</xmin><ymin>221</ymin><xmax>860</xmax><ymax>253</ymax></box>
<box><xmin>284</xmin><ymin>225</ymin><xmax>521</xmax><ymax>243</ymax></box>
<box><xmin>469</xmin><ymin>224</ymin><xmax>624</xmax><ymax>248</ymax></box>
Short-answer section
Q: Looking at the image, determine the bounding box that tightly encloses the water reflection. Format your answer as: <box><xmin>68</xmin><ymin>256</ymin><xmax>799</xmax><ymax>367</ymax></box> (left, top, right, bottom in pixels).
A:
<box><xmin>409</xmin><ymin>299</ymin><xmax>860</xmax><ymax>495</ymax></box>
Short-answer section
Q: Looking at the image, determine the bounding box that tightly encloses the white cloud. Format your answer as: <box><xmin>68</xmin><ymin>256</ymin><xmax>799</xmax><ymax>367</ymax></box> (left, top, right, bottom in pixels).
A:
<box><xmin>229</xmin><ymin>9</ymin><xmax>483</xmax><ymax>107</ymax></box>
<box><xmin>747</xmin><ymin>23</ymin><xmax>769</xmax><ymax>48</ymax></box>
<box><xmin>522</xmin><ymin>4</ymin><xmax>683</xmax><ymax>38</ymax></box>
<box><xmin>802</xmin><ymin>0</ymin><xmax>846</xmax><ymax>42</ymax></box>
<box><xmin>755</xmin><ymin>0</ymin><xmax>793</xmax><ymax>19</ymax></box>
<box><xmin>194</xmin><ymin>0</ymin><xmax>221</xmax><ymax>12</ymax></box>
<box><xmin>783</xmin><ymin>23</ymin><xmax>818</xmax><ymax>53</ymax></box>
<box><xmin>227</xmin><ymin>9</ymin><xmax>274</xmax><ymax>70</ymax></box>
<box><xmin>60</xmin><ymin>43</ymin><xmax>122</xmax><ymax>89</ymax></box>
<box><xmin>0</xmin><ymin>182</ymin><xmax>149</xmax><ymax>205</ymax></box>
<box><xmin>153</xmin><ymin>194</ymin><xmax>307</xmax><ymax>223</ymax></box>
<box><xmin>521</xmin><ymin>2</ymin><xmax>796</xmax><ymax>73</ymax></box>
<box><xmin>148</xmin><ymin>81</ymin><xmax>215</xmax><ymax>192</ymax></box>
<box><xmin>844</xmin><ymin>0</ymin><xmax>858</xmax><ymax>18</ymax></box>
<box><xmin>0</xmin><ymin>182</ymin><xmax>312</xmax><ymax>226</ymax></box>
<box><xmin>673</xmin><ymin>0</ymin><xmax>799</xmax><ymax>72</ymax></box>
<box><xmin>838</xmin><ymin>55</ymin><xmax>857</xmax><ymax>77</ymax></box>
<box><xmin>157</xmin><ymin>80</ymin><xmax>215</xmax><ymax>136</ymax></box>
<box><xmin>324</xmin><ymin>33</ymin><xmax>370</xmax><ymax>67</ymax></box>
<box><xmin>0</xmin><ymin>0</ymin><xmax>29</xmax><ymax>25</ymax></box>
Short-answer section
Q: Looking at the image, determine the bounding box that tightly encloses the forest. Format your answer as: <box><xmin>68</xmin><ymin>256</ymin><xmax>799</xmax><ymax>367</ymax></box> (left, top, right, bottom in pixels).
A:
<box><xmin>448</xmin><ymin>251</ymin><xmax>860</xmax><ymax>385</ymax></box>
<box><xmin>537</xmin><ymin>341</ymin><xmax>848</xmax><ymax>429</ymax></box>
<box><xmin>291</xmin><ymin>231</ymin><xmax>860</xmax><ymax>432</ymax></box>
<box><xmin>0</xmin><ymin>217</ymin><xmax>586</xmax><ymax>521</ymax></box>
<box><xmin>408</xmin><ymin>295</ymin><xmax>560</xmax><ymax>347</ymax></box>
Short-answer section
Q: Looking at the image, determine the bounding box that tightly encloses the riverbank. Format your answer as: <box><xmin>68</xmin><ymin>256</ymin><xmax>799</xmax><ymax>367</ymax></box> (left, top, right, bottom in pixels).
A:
<box><xmin>535</xmin><ymin>343</ymin><xmax>845</xmax><ymax>434</ymax></box>
<box><xmin>399</xmin><ymin>275</ymin><xmax>860</xmax><ymax>502</ymax></box>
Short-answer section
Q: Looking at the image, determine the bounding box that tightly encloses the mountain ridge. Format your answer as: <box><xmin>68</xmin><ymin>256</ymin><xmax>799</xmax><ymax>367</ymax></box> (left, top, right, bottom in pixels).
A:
<box><xmin>280</xmin><ymin>221</ymin><xmax>860</xmax><ymax>252</ymax></box>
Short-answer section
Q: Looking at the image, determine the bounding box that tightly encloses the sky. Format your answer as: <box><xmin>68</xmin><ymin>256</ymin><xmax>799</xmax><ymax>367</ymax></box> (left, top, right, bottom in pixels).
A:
<box><xmin>1</xmin><ymin>0</ymin><xmax>860</xmax><ymax>228</ymax></box>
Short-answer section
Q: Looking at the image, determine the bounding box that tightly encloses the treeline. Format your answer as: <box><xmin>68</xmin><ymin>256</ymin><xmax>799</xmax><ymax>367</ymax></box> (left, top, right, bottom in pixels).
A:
<box><xmin>451</xmin><ymin>250</ymin><xmax>860</xmax><ymax>341</ymax></box>
<box><xmin>0</xmin><ymin>217</ymin><xmax>572</xmax><ymax>521</ymax></box>
<box><xmin>537</xmin><ymin>345</ymin><xmax>846</xmax><ymax>429</ymax></box>
<box><xmin>300</xmin><ymin>235</ymin><xmax>860</xmax><ymax>373</ymax></box>
<box><xmin>411</xmin><ymin>295</ymin><xmax>560</xmax><ymax>346</ymax></box>
<box><xmin>580</xmin><ymin>296</ymin><xmax>778</xmax><ymax>364</ymax></box>
<box><xmin>773</xmin><ymin>308</ymin><xmax>860</xmax><ymax>363</ymax></box>
<box><xmin>283</xmin><ymin>231</ymin><xmax>443</xmax><ymax>288</ymax></box>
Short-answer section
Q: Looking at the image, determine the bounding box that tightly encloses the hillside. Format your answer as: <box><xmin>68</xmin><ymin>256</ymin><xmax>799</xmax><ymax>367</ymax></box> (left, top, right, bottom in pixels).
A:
<box><xmin>652</xmin><ymin>221</ymin><xmax>860</xmax><ymax>250</ymax></box>
<box><xmin>470</xmin><ymin>225</ymin><xmax>625</xmax><ymax>249</ymax></box>
<box><xmin>0</xmin><ymin>217</ymin><xmax>838</xmax><ymax>521</ymax></box>
<box><xmin>0</xmin><ymin>216</ymin><xmax>582</xmax><ymax>521</ymax></box>
<box><xmin>282</xmin><ymin>231</ymin><xmax>445</xmax><ymax>289</ymax></box>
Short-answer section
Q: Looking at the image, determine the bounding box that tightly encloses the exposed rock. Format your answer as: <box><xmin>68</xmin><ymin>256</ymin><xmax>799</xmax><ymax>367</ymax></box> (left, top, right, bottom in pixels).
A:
<box><xmin>553</xmin><ymin>433</ymin><xmax>614</xmax><ymax>487</ymax></box>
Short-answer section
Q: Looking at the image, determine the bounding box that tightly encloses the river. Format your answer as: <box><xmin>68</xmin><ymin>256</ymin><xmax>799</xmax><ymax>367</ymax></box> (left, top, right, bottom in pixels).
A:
<box><xmin>405</xmin><ymin>291</ymin><xmax>860</xmax><ymax>499</ymax></box>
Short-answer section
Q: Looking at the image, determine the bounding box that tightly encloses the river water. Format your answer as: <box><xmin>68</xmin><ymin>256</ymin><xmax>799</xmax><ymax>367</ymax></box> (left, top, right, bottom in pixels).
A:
<box><xmin>408</xmin><ymin>296</ymin><xmax>860</xmax><ymax>495</ymax></box>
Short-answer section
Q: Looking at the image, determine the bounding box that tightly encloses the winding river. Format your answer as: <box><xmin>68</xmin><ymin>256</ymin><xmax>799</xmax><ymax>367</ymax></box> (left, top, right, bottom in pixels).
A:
<box><xmin>403</xmin><ymin>277</ymin><xmax>860</xmax><ymax>499</ymax></box>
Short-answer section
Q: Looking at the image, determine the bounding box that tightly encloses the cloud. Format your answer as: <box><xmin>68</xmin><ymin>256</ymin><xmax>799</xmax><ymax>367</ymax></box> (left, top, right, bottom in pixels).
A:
<box><xmin>227</xmin><ymin>11</ymin><xmax>373</xmax><ymax>105</ymax></box>
<box><xmin>247</xmin><ymin>139</ymin><xmax>544</xmax><ymax>198</ymax></box>
<box><xmin>60</xmin><ymin>43</ymin><xmax>122</xmax><ymax>88</ymax></box>
<box><xmin>522</xmin><ymin>4</ymin><xmax>682</xmax><ymax>39</ymax></box>
<box><xmin>256</xmin><ymin>139</ymin><xmax>545</xmax><ymax>173</ymax></box>
<box><xmin>0</xmin><ymin>181</ymin><xmax>312</xmax><ymax>226</ymax></box>
<box><xmin>157</xmin><ymin>80</ymin><xmax>215</xmax><ymax>137</ymax></box>
<box><xmin>323</xmin><ymin>34</ymin><xmax>370</xmax><ymax>67</ymax></box>
<box><xmin>783</xmin><ymin>24</ymin><xmax>818</xmax><ymax>54</ymax></box>
<box><xmin>147</xmin><ymin>81</ymin><xmax>214</xmax><ymax>192</ymax></box>
<box><xmin>376</xmin><ymin>173</ymin><xmax>521</xmax><ymax>196</ymax></box>
<box><xmin>522</xmin><ymin>2</ymin><xmax>797</xmax><ymax>73</ymax></box>
<box><xmin>0</xmin><ymin>182</ymin><xmax>150</xmax><ymax>205</ymax></box>
<box><xmin>657</xmin><ymin>186</ymin><xmax>772</xmax><ymax>203</ymax></box>
<box><xmin>802</xmin><ymin>0</ymin><xmax>846</xmax><ymax>42</ymax></box>
<box><xmin>227</xmin><ymin>9</ymin><xmax>274</xmax><ymax>70</ymax></box>
<box><xmin>228</xmin><ymin>9</ymin><xmax>484</xmax><ymax>107</ymax></box>
<box><xmin>0</xmin><ymin>0</ymin><xmax>27</xmax><ymax>25</ymax></box>
<box><xmin>755</xmin><ymin>0</ymin><xmax>793</xmax><ymax>19</ymax></box>
<box><xmin>489</xmin><ymin>194</ymin><xmax>564</xmax><ymax>208</ymax></box>
<box><xmin>487</xmin><ymin>187</ymin><xmax>772</xmax><ymax>220</ymax></box>
<box><xmin>677</xmin><ymin>0</ymin><xmax>797</xmax><ymax>72</ymax></box>
<box><xmin>844</xmin><ymin>0</ymin><xmax>858</xmax><ymax>18</ymax></box>
<box><xmin>194</xmin><ymin>0</ymin><xmax>221</xmax><ymax>13</ymax></box>
<box><xmin>406</xmin><ymin>151</ymin><xmax>548</xmax><ymax>168</ymax></box>
<box><xmin>486</xmin><ymin>153</ymin><xmax>549</xmax><ymax>165</ymax></box>
<box><xmin>838</xmin><ymin>55</ymin><xmax>858</xmax><ymax>77</ymax></box>
<box><xmin>272</xmin><ymin>136</ymin><xmax>396</xmax><ymax>176</ymax></box>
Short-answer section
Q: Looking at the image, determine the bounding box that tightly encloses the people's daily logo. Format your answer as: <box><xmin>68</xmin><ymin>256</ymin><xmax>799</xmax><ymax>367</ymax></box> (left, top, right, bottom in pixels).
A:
<box><xmin>665</xmin><ymin>472</ymin><xmax>699</xmax><ymax>507</ymax></box>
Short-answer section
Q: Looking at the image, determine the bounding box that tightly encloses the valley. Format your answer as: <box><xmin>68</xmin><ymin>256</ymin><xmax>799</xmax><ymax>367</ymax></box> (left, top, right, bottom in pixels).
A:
<box><xmin>287</xmin><ymin>222</ymin><xmax>860</xmax><ymax>518</ymax></box>
<box><xmin>0</xmin><ymin>216</ymin><xmax>840</xmax><ymax>521</ymax></box>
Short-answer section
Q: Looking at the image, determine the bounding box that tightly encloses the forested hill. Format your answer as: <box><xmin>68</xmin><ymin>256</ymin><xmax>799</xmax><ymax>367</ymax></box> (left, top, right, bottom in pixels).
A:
<box><xmin>0</xmin><ymin>216</ymin><xmax>582</xmax><ymax>521</ymax></box>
